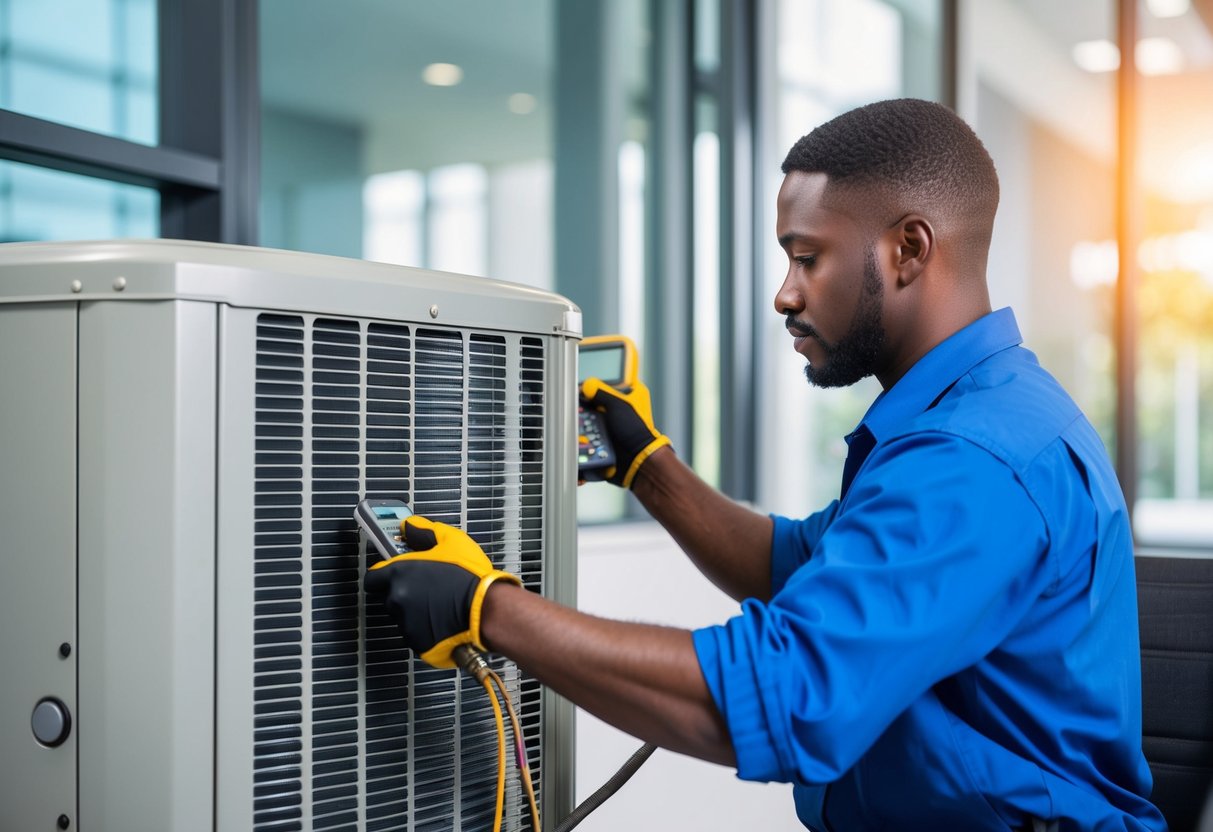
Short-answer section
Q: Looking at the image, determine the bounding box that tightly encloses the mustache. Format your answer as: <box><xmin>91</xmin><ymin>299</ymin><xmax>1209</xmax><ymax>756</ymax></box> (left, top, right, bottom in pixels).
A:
<box><xmin>786</xmin><ymin>316</ymin><xmax>835</xmax><ymax>355</ymax></box>
<box><xmin>785</xmin><ymin>316</ymin><xmax>821</xmax><ymax>340</ymax></box>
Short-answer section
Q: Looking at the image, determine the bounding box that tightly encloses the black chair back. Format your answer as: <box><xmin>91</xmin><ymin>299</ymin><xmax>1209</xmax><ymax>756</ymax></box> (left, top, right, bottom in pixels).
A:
<box><xmin>1137</xmin><ymin>554</ymin><xmax>1213</xmax><ymax>831</ymax></box>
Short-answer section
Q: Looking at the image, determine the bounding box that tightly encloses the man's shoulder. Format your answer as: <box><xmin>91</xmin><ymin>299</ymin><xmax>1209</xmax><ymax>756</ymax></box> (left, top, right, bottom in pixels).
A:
<box><xmin>895</xmin><ymin>345</ymin><xmax>1086</xmax><ymax>473</ymax></box>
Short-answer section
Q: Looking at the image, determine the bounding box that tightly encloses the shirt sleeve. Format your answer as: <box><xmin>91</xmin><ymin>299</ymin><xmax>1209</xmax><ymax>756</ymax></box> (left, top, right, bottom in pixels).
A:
<box><xmin>769</xmin><ymin>502</ymin><xmax>839</xmax><ymax>595</ymax></box>
<box><xmin>693</xmin><ymin>432</ymin><xmax>1052</xmax><ymax>785</ymax></box>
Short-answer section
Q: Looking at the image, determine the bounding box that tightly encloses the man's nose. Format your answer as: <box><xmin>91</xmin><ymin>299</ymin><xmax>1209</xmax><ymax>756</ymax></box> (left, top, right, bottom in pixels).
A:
<box><xmin>773</xmin><ymin>270</ymin><xmax>802</xmax><ymax>316</ymax></box>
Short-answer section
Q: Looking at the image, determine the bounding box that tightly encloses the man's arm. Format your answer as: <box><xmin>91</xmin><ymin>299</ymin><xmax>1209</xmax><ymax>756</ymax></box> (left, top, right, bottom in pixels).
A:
<box><xmin>581</xmin><ymin>378</ymin><xmax>774</xmax><ymax>601</ymax></box>
<box><xmin>480</xmin><ymin>580</ymin><xmax>736</xmax><ymax>767</ymax></box>
<box><xmin>630</xmin><ymin>447</ymin><xmax>774</xmax><ymax>603</ymax></box>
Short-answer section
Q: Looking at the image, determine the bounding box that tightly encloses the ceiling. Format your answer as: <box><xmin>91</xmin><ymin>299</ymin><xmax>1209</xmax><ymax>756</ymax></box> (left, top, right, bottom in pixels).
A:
<box><xmin>259</xmin><ymin>0</ymin><xmax>554</xmax><ymax>173</ymax></box>
<box><xmin>260</xmin><ymin>0</ymin><xmax>1213</xmax><ymax>202</ymax></box>
<box><xmin>1010</xmin><ymin>0</ymin><xmax>1213</xmax><ymax>58</ymax></box>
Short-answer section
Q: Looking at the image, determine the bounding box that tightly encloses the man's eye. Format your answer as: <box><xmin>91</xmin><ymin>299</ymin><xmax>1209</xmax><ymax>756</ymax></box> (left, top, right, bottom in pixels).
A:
<box><xmin>795</xmin><ymin>254</ymin><xmax>817</xmax><ymax>268</ymax></box>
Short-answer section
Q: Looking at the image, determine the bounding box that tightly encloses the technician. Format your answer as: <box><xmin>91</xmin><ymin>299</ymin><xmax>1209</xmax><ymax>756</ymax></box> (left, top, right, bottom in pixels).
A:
<box><xmin>364</xmin><ymin>99</ymin><xmax>1167</xmax><ymax>830</ymax></box>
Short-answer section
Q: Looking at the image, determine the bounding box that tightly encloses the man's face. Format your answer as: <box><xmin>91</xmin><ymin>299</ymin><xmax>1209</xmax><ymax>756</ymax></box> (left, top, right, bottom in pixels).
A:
<box><xmin>774</xmin><ymin>171</ymin><xmax>887</xmax><ymax>389</ymax></box>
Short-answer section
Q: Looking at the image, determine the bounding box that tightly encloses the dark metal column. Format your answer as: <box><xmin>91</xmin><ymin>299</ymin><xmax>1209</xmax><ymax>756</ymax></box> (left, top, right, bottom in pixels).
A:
<box><xmin>645</xmin><ymin>0</ymin><xmax>695</xmax><ymax>460</ymax></box>
<box><xmin>222</xmin><ymin>0</ymin><xmax>260</xmax><ymax>246</ymax></box>
<box><xmin>554</xmin><ymin>0</ymin><xmax>622</xmax><ymax>340</ymax></box>
<box><xmin>158</xmin><ymin>0</ymin><xmax>259</xmax><ymax>244</ymax></box>
<box><xmin>718</xmin><ymin>0</ymin><xmax>759</xmax><ymax>501</ymax></box>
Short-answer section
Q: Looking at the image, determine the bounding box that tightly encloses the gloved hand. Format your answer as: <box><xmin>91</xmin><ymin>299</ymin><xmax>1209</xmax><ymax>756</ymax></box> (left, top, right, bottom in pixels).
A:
<box><xmin>579</xmin><ymin>377</ymin><xmax>672</xmax><ymax>489</ymax></box>
<box><xmin>363</xmin><ymin>515</ymin><xmax>522</xmax><ymax>669</ymax></box>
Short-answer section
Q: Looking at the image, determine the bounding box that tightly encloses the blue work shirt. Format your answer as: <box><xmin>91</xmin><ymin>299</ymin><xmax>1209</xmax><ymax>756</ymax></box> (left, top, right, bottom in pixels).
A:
<box><xmin>693</xmin><ymin>308</ymin><xmax>1166</xmax><ymax>831</ymax></box>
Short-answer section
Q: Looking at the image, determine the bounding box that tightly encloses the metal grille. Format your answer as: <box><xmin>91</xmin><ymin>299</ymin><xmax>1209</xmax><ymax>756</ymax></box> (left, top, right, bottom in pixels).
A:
<box><xmin>253</xmin><ymin>313</ymin><xmax>546</xmax><ymax>832</ymax></box>
<box><xmin>516</xmin><ymin>337</ymin><xmax>546</xmax><ymax>804</ymax></box>
<box><xmin>253</xmin><ymin>314</ymin><xmax>307</xmax><ymax>830</ymax></box>
<box><xmin>311</xmin><ymin>318</ymin><xmax>363</xmax><ymax>831</ymax></box>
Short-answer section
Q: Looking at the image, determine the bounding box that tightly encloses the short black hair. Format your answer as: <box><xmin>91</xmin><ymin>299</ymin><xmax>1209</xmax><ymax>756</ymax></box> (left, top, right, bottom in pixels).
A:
<box><xmin>781</xmin><ymin>98</ymin><xmax>998</xmax><ymax>226</ymax></box>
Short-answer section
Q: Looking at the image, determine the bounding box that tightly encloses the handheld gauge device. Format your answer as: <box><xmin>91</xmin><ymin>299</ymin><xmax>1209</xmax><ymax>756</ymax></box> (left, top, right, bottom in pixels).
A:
<box><xmin>355</xmin><ymin>498</ymin><xmax>414</xmax><ymax>560</ymax></box>
<box><xmin>578</xmin><ymin>334</ymin><xmax>639</xmax><ymax>477</ymax></box>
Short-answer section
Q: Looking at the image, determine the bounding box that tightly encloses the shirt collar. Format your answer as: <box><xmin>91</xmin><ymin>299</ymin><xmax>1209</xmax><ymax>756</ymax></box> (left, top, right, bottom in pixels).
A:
<box><xmin>855</xmin><ymin>307</ymin><xmax>1023</xmax><ymax>443</ymax></box>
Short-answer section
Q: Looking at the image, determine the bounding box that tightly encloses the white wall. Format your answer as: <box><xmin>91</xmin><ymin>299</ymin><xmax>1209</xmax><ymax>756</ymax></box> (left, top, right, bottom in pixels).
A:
<box><xmin>574</xmin><ymin>522</ymin><xmax>803</xmax><ymax>831</ymax></box>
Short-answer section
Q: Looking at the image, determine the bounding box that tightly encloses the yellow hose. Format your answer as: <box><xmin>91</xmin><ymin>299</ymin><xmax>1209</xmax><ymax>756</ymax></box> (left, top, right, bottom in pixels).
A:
<box><xmin>483</xmin><ymin>676</ymin><xmax>506</xmax><ymax>832</ymax></box>
<box><xmin>488</xmin><ymin>668</ymin><xmax>542</xmax><ymax>831</ymax></box>
<box><xmin>453</xmin><ymin>645</ymin><xmax>540</xmax><ymax>831</ymax></box>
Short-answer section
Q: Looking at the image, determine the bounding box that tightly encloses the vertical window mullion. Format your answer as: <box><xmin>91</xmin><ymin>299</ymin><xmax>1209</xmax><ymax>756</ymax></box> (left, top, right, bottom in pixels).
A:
<box><xmin>1115</xmin><ymin>0</ymin><xmax>1140</xmax><ymax>515</ymax></box>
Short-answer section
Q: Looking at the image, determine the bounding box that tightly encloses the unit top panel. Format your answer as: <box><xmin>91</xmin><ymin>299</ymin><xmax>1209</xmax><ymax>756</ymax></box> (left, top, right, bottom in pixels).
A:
<box><xmin>0</xmin><ymin>239</ymin><xmax>583</xmax><ymax>338</ymax></box>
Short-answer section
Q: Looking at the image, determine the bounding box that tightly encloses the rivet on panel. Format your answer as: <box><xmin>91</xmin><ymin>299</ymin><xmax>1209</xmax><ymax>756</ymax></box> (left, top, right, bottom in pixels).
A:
<box><xmin>113</xmin><ymin>276</ymin><xmax>127</xmax><ymax>291</ymax></box>
<box><xmin>69</xmin><ymin>280</ymin><xmax>83</xmax><ymax>293</ymax></box>
<box><xmin>429</xmin><ymin>304</ymin><xmax>439</xmax><ymax>319</ymax></box>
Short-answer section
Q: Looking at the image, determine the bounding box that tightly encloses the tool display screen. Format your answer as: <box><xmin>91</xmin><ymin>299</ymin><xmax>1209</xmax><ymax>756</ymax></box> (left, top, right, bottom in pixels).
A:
<box><xmin>374</xmin><ymin>505</ymin><xmax>410</xmax><ymax>519</ymax></box>
<box><xmin>375</xmin><ymin>515</ymin><xmax>405</xmax><ymax>540</ymax></box>
<box><xmin>579</xmin><ymin>345</ymin><xmax>625</xmax><ymax>386</ymax></box>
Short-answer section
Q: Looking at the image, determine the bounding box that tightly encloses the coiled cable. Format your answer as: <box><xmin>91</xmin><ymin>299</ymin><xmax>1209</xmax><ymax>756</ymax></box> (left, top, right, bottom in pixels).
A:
<box><xmin>553</xmin><ymin>741</ymin><xmax>657</xmax><ymax>832</ymax></box>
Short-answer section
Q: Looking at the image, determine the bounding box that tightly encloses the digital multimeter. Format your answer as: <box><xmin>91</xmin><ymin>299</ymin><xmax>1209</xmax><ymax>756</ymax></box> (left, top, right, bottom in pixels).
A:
<box><xmin>578</xmin><ymin>334</ymin><xmax>639</xmax><ymax>478</ymax></box>
<box><xmin>355</xmin><ymin>498</ymin><xmax>414</xmax><ymax>560</ymax></box>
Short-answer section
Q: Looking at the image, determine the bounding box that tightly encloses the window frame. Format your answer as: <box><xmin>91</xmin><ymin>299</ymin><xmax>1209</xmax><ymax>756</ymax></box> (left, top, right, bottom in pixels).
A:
<box><xmin>0</xmin><ymin>0</ymin><xmax>259</xmax><ymax>244</ymax></box>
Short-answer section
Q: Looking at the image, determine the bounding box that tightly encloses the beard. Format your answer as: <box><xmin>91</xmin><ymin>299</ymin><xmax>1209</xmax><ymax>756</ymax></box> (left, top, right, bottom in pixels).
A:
<box><xmin>798</xmin><ymin>247</ymin><xmax>886</xmax><ymax>389</ymax></box>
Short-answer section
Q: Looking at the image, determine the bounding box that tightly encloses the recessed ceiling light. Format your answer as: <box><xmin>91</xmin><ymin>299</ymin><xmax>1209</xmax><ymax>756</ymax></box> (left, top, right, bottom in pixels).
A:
<box><xmin>508</xmin><ymin>93</ymin><xmax>537</xmax><ymax>115</ymax></box>
<box><xmin>1146</xmin><ymin>0</ymin><xmax>1189</xmax><ymax>18</ymax></box>
<box><xmin>1072</xmin><ymin>40</ymin><xmax>1120</xmax><ymax>73</ymax></box>
<box><xmin>1136</xmin><ymin>37</ymin><xmax>1184</xmax><ymax>75</ymax></box>
<box><xmin>422</xmin><ymin>63</ymin><xmax>463</xmax><ymax>87</ymax></box>
<box><xmin>1073</xmin><ymin>37</ymin><xmax>1186</xmax><ymax>75</ymax></box>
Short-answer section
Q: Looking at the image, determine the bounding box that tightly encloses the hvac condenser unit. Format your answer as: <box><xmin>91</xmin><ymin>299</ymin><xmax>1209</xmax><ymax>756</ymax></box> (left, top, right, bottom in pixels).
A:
<box><xmin>0</xmin><ymin>240</ymin><xmax>579</xmax><ymax>831</ymax></box>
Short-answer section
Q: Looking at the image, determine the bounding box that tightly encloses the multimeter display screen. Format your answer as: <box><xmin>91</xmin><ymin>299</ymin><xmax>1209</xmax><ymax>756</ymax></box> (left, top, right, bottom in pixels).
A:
<box><xmin>579</xmin><ymin>346</ymin><xmax>625</xmax><ymax>385</ymax></box>
<box><xmin>373</xmin><ymin>505</ymin><xmax>410</xmax><ymax>519</ymax></box>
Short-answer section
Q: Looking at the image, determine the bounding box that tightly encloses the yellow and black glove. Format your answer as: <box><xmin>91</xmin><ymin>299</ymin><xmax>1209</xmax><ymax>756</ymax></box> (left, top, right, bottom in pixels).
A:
<box><xmin>363</xmin><ymin>515</ymin><xmax>522</xmax><ymax>669</ymax></box>
<box><xmin>579</xmin><ymin>377</ymin><xmax>672</xmax><ymax>489</ymax></box>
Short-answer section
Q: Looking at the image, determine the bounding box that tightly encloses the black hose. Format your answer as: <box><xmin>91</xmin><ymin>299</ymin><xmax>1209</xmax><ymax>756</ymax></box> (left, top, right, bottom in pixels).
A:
<box><xmin>552</xmin><ymin>742</ymin><xmax>658</xmax><ymax>832</ymax></box>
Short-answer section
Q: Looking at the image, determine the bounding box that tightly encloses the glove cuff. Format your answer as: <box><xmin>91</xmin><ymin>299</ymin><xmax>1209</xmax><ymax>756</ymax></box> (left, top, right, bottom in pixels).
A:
<box><xmin>420</xmin><ymin>633</ymin><xmax>473</xmax><ymax>670</ymax></box>
<box><xmin>469</xmin><ymin>569</ymin><xmax>524</xmax><ymax>652</ymax></box>
<box><xmin>621</xmin><ymin>434</ymin><xmax>672</xmax><ymax>489</ymax></box>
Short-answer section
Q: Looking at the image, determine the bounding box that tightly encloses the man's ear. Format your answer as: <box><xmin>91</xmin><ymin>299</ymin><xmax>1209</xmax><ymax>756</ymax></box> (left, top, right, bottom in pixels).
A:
<box><xmin>892</xmin><ymin>215</ymin><xmax>934</xmax><ymax>287</ymax></box>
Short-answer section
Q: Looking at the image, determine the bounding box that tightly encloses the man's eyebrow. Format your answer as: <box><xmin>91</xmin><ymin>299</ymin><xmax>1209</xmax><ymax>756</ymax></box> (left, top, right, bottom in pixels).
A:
<box><xmin>778</xmin><ymin>232</ymin><xmax>816</xmax><ymax>247</ymax></box>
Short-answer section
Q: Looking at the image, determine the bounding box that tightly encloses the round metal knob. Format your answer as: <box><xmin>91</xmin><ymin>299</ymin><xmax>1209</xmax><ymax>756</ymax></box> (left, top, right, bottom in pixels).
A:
<box><xmin>31</xmin><ymin>698</ymin><xmax>72</xmax><ymax>747</ymax></box>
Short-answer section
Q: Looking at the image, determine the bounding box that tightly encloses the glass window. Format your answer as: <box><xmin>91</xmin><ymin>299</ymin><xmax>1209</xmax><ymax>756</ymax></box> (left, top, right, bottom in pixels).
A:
<box><xmin>428</xmin><ymin>163</ymin><xmax>488</xmax><ymax>277</ymax></box>
<box><xmin>0</xmin><ymin>0</ymin><xmax>158</xmax><ymax>145</ymax></box>
<box><xmin>258</xmin><ymin>0</ymin><xmax>553</xmax><ymax>291</ymax></box>
<box><xmin>363</xmin><ymin>170</ymin><xmax>425</xmax><ymax>267</ymax></box>
<box><xmin>1133</xmin><ymin>0</ymin><xmax>1213</xmax><ymax>545</ymax></box>
<box><xmin>966</xmin><ymin>0</ymin><xmax>1118</xmax><ymax>469</ymax></box>
<box><xmin>0</xmin><ymin>159</ymin><xmax>158</xmax><ymax>242</ymax></box>
<box><xmin>757</xmin><ymin>0</ymin><xmax>943</xmax><ymax>515</ymax></box>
